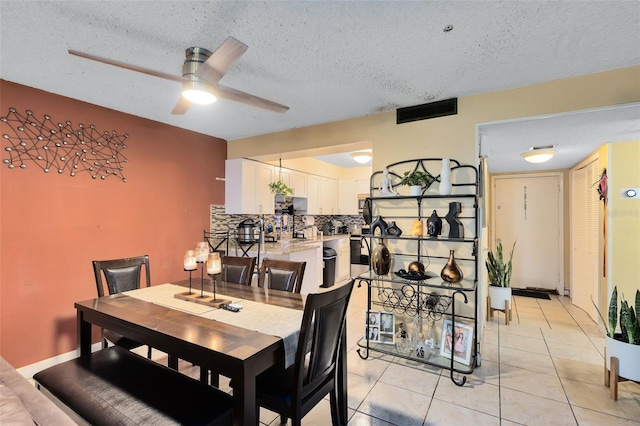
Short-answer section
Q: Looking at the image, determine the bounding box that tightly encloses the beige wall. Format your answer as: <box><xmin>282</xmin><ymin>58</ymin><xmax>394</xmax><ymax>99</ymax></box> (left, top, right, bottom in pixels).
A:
<box><xmin>229</xmin><ymin>66</ymin><xmax>640</xmax><ymax>316</ymax></box>
<box><xmin>229</xmin><ymin>66</ymin><xmax>640</xmax><ymax>174</ymax></box>
<box><xmin>608</xmin><ymin>141</ymin><xmax>640</xmax><ymax>303</ymax></box>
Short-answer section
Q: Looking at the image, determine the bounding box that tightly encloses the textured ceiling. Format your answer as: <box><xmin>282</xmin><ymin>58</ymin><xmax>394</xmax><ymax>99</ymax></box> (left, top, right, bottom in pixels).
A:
<box><xmin>1</xmin><ymin>1</ymin><xmax>639</xmax><ymax>171</ymax></box>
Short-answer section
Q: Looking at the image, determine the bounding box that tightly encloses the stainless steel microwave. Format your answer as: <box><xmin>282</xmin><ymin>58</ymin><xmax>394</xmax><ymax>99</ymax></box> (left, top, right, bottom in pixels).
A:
<box><xmin>357</xmin><ymin>194</ymin><xmax>368</xmax><ymax>213</ymax></box>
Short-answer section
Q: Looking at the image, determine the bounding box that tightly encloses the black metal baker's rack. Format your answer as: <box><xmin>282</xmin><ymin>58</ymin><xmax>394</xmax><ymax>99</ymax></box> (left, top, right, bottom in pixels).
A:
<box><xmin>355</xmin><ymin>158</ymin><xmax>480</xmax><ymax>386</ymax></box>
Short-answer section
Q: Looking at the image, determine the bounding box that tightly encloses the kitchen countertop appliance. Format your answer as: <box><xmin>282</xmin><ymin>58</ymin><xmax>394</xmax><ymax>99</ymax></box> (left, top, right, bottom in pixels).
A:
<box><xmin>237</xmin><ymin>219</ymin><xmax>260</xmax><ymax>244</ymax></box>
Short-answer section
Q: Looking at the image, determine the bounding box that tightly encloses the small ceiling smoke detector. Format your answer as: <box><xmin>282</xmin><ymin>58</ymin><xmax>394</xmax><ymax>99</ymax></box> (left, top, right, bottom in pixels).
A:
<box><xmin>521</xmin><ymin>145</ymin><xmax>556</xmax><ymax>163</ymax></box>
<box><xmin>351</xmin><ymin>150</ymin><xmax>372</xmax><ymax>164</ymax></box>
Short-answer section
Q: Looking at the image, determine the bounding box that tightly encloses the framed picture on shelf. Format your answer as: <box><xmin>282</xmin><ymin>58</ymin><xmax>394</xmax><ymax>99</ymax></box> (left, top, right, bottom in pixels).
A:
<box><xmin>379</xmin><ymin>312</ymin><xmax>395</xmax><ymax>344</ymax></box>
<box><xmin>440</xmin><ymin>319</ymin><xmax>473</xmax><ymax>366</ymax></box>
<box><xmin>366</xmin><ymin>311</ymin><xmax>381</xmax><ymax>343</ymax></box>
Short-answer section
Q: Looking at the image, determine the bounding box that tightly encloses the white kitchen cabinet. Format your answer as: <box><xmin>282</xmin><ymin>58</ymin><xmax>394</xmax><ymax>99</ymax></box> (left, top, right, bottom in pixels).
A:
<box><xmin>307</xmin><ymin>176</ymin><xmax>338</xmax><ymax>215</ymax></box>
<box><xmin>225</xmin><ymin>158</ymin><xmax>274</xmax><ymax>214</ymax></box>
<box><xmin>323</xmin><ymin>237</ymin><xmax>350</xmax><ymax>283</ymax></box>
<box><xmin>337</xmin><ymin>237</ymin><xmax>350</xmax><ymax>281</ymax></box>
<box><xmin>306</xmin><ymin>174</ymin><xmax>321</xmax><ymax>214</ymax></box>
<box><xmin>338</xmin><ymin>179</ymin><xmax>369</xmax><ymax>215</ymax></box>
<box><xmin>356</xmin><ymin>179</ymin><xmax>370</xmax><ymax>196</ymax></box>
<box><xmin>289</xmin><ymin>170</ymin><xmax>307</xmax><ymax>197</ymax></box>
<box><xmin>274</xmin><ymin>168</ymin><xmax>307</xmax><ymax>198</ymax></box>
<box><xmin>320</xmin><ymin>177</ymin><xmax>339</xmax><ymax>215</ymax></box>
<box><xmin>338</xmin><ymin>180</ymin><xmax>358</xmax><ymax>215</ymax></box>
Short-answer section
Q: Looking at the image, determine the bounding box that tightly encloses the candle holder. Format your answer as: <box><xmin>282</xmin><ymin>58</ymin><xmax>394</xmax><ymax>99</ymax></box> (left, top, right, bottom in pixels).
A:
<box><xmin>174</xmin><ymin>251</ymin><xmax>230</xmax><ymax>308</ymax></box>
<box><xmin>180</xmin><ymin>250</ymin><xmax>198</xmax><ymax>296</ymax></box>
<box><xmin>206</xmin><ymin>252</ymin><xmax>231</xmax><ymax>307</ymax></box>
<box><xmin>196</xmin><ymin>260</ymin><xmax>207</xmax><ymax>299</ymax></box>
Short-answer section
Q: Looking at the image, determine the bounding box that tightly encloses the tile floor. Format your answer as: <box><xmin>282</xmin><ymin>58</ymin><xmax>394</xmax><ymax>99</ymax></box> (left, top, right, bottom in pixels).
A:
<box><xmin>171</xmin><ymin>281</ymin><xmax>640</xmax><ymax>425</ymax></box>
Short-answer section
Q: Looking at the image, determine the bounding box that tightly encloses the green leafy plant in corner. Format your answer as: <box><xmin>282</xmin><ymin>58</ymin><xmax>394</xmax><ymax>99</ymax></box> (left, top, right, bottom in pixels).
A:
<box><xmin>399</xmin><ymin>170</ymin><xmax>434</xmax><ymax>188</ymax></box>
<box><xmin>485</xmin><ymin>239</ymin><xmax>516</xmax><ymax>288</ymax></box>
<box><xmin>268</xmin><ymin>180</ymin><xmax>293</xmax><ymax>195</ymax></box>
<box><xmin>592</xmin><ymin>286</ymin><xmax>640</xmax><ymax>345</ymax></box>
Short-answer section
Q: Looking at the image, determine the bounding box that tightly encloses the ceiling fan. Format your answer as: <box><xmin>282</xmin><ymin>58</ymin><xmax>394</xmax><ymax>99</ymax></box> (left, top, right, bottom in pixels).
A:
<box><xmin>68</xmin><ymin>36</ymin><xmax>289</xmax><ymax>114</ymax></box>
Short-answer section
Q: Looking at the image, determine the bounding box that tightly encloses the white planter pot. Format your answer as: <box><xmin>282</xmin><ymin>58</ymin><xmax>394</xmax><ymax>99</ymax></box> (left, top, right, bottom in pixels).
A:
<box><xmin>606</xmin><ymin>335</ymin><xmax>640</xmax><ymax>382</ymax></box>
<box><xmin>409</xmin><ymin>185</ymin><xmax>422</xmax><ymax>196</ymax></box>
<box><xmin>488</xmin><ymin>286</ymin><xmax>512</xmax><ymax>310</ymax></box>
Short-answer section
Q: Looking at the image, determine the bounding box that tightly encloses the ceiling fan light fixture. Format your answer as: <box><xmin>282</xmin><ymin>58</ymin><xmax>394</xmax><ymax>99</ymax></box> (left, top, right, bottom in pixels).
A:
<box><xmin>351</xmin><ymin>150</ymin><xmax>372</xmax><ymax>164</ymax></box>
<box><xmin>521</xmin><ymin>146</ymin><xmax>556</xmax><ymax>163</ymax></box>
<box><xmin>182</xmin><ymin>80</ymin><xmax>217</xmax><ymax>105</ymax></box>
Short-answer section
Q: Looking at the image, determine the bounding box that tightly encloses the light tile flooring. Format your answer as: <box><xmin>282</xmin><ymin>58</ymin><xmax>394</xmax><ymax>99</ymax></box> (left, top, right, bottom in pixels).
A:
<box><xmin>171</xmin><ymin>281</ymin><xmax>640</xmax><ymax>425</ymax></box>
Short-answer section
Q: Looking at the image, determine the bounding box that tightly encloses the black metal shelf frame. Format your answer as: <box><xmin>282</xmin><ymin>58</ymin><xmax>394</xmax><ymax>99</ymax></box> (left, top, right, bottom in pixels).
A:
<box><xmin>357</xmin><ymin>158</ymin><xmax>480</xmax><ymax>387</ymax></box>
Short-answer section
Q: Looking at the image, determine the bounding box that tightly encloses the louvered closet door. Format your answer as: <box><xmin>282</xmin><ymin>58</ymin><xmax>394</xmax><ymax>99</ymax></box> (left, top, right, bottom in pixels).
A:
<box><xmin>570</xmin><ymin>158</ymin><xmax>600</xmax><ymax>321</ymax></box>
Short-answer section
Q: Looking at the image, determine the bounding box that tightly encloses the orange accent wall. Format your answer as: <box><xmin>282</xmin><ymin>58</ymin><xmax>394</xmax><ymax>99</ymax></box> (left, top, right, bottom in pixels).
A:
<box><xmin>0</xmin><ymin>80</ymin><xmax>226</xmax><ymax>367</ymax></box>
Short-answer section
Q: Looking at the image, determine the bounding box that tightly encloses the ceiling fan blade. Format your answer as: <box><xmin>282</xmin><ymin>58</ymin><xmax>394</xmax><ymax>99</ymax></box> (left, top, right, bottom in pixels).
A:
<box><xmin>214</xmin><ymin>84</ymin><xmax>289</xmax><ymax>113</ymax></box>
<box><xmin>68</xmin><ymin>49</ymin><xmax>183</xmax><ymax>83</ymax></box>
<box><xmin>171</xmin><ymin>97</ymin><xmax>192</xmax><ymax>115</ymax></box>
<box><xmin>196</xmin><ymin>36</ymin><xmax>248</xmax><ymax>84</ymax></box>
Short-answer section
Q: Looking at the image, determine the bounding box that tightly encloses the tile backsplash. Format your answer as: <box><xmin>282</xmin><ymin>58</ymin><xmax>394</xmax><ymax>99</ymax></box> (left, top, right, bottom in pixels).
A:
<box><xmin>209</xmin><ymin>205</ymin><xmax>364</xmax><ymax>237</ymax></box>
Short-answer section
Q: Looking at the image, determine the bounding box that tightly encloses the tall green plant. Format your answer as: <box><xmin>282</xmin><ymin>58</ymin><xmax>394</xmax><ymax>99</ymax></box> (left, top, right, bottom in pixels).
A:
<box><xmin>485</xmin><ymin>240</ymin><xmax>516</xmax><ymax>288</ymax></box>
<box><xmin>593</xmin><ymin>286</ymin><xmax>640</xmax><ymax>345</ymax></box>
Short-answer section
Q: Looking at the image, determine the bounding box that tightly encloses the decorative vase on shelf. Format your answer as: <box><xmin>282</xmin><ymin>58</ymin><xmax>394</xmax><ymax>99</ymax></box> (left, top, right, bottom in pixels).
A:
<box><xmin>439</xmin><ymin>158</ymin><xmax>452</xmax><ymax>195</ymax></box>
<box><xmin>371</xmin><ymin>241</ymin><xmax>391</xmax><ymax>275</ymax></box>
<box><xmin>385</xmin><ymin>221</ymin><xmax>402</xmax><ymax>237</ymax></box>
<box><xmin>370</xmin><ymin>216</ymin><xmax>388</xmax><ymax>237</ymax></box>
<box><xmin>440</xmin><ymin>250</ymin><xmax>463</xmax><ymax>283</ymax></box>
<box><xmin>426</xmin><ymin>210</ymin><xmax>442</xmax><ymax>237</ymax></box>
<box><xmin>445</xmin><ymin>201</ymin><xmax>464</xmax><ymax>239</ymax></box>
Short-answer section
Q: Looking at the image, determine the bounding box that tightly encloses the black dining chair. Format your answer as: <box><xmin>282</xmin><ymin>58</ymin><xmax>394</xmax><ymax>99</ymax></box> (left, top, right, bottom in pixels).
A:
<box><xmin>254</xmin><ymin>280</ymin><xmax>354</xmax><ymax>425</ymax></box>
<box><xmin>258</xmin><ymin>258</ymin><xmax>306</xmax><ymax>293</ymax></box>
<box><xmin>222</xmin><ymin>255</ymin><xmax>257</xmax><ymax>286</ymax></box>
<box><xmin>92</xmin><ymin>255</ymin><xmax>153</xmax><ymax>359</ymax></box>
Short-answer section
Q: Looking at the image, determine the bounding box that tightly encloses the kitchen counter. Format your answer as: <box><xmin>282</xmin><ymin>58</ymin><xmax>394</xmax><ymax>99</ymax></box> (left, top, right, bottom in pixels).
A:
<box><xmin>261</xmin><ymin>234</ymin><xmax>349</xmax><ymax>255</ymax></box>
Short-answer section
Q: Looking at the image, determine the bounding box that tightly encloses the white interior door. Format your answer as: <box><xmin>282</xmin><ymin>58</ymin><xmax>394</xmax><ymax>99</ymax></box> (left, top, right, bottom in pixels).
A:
<box><xmin>492</xmin><ymin>174</ymin><xmax>563</xmax><ymax>293</ymax></box>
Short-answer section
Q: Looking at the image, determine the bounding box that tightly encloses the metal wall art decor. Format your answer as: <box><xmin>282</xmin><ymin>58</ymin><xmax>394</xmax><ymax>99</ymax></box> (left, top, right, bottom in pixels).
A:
<box><xmin>1</xmin><ymin>107</ymin><xmax>129</xmax><ymax>181</ymax></box>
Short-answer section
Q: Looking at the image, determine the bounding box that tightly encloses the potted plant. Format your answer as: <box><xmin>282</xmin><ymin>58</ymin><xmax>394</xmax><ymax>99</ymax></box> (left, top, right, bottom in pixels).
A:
<box><xmin>485</xmin><ymin>239</ymin><xmax>516</xmax><ymax>313</ymax></box>
<box><xmin>400</xmin><ymin>170</ymin><xmax>434</xmax><ymax>196</ymax></box>
<box><xmin>595</xmin><ymin>286</ymin><xmax>640</xmax><ymax>389</ymax></box>
<box><xmin>268</xmin><ymin>180</ymin><xmax>293</xmax><ymax>202</ymax></box>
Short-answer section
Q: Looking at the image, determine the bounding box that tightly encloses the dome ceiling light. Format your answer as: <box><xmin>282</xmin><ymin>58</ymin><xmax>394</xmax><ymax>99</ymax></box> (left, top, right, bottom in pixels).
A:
<box><xmin>521</xmin><ymin>145</ymin><xmax>556</xmax><ymax>163</ymax></box>
<box><xmin>351</xmin><ymin>150</ymin><xmax>372</xmax><ymax>164</ymax></box>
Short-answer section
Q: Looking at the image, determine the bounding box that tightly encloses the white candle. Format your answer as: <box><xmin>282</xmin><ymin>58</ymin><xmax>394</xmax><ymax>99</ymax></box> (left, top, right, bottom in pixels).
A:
<box><xmin>184</xmin><ymin>250</ymin><xmax>197</xmax><ymax>271</ymax></box>
<box><xmin>207</xmin><ymin>252</ymin><xmax>221</xmax><ymax>275</ymax></box>
<box><xmin>195</xmin><ymin>242</ymin><xmax>208</xmax><ymax>262</ymax></box>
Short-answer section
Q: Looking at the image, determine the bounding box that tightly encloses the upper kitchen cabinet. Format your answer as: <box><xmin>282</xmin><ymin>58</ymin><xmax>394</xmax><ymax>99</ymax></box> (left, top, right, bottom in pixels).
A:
<box><xmin>320</xmin><ymin>177</ymin><xmax>338</xmax><ymax>215</ymax></box>
<box><xmin>277</xmin><ymin>168</ymin><xmax>308</xmax><ymax>198</ymax></box>
<box><xmin>338</xmin><ymin>179</ymin><xmax>370</xmax><ymax>215</ymax></box>
<box><xmin>225</xmin><ymin>158</ymin><xmax>275</xmax><ymax>214</ymax></box>
<box><xmin>306</xmin><ymin>175</ymin><xmax>338</xmax><ymax>215</ymax></box>
<box><xmin>289</xmin><ymin>170</ymin><xmax>308</xmax><ymax>198</ymax></box>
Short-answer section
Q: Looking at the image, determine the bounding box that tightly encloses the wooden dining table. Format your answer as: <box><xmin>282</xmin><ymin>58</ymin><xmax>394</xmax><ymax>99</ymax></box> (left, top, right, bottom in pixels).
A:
<box><xmin>75</xmin><ymin>279</ymin><xmax>348</xmax><ymax>426</ymax></box>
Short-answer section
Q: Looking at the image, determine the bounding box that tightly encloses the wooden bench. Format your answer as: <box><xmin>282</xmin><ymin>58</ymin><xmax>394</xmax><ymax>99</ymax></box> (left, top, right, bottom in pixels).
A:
<box><xmin>33</xmin><ymin>346</ymin><xmax>233</xmax><ymax>425</ymax></box>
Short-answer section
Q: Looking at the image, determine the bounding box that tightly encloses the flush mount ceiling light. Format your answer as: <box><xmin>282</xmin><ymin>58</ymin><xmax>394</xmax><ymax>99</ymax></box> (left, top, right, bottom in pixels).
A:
<box><xmin>521</xmin><ymin>145</ymin><xmax>556</xmax><ymax>163</ymax></box>
<box><xmin>351</xmin><ymin>150</ymin><xmax>372</xmax><ymax>164</ymax></box>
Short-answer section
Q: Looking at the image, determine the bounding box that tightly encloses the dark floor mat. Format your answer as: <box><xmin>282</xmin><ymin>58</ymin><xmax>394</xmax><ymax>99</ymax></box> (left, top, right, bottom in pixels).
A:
<box><xmin>512</xmin><ymin>289</ymin><xmax>552</xmax><ymax>300</ymax></box>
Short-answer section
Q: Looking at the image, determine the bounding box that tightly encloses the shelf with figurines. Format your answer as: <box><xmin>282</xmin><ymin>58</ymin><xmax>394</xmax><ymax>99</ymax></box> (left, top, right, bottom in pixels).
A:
<box><xmin>357</xmin><ymin>158</ymin><xmax>480</xmax><ymax>386</ymax></box>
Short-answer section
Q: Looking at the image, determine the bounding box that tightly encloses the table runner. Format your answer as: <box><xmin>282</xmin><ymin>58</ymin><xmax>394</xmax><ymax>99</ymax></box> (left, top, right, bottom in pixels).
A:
<box><xmin>201</xmin><ymin>299</ymin><xmax>303</xmax><ymax>368</ymax></box>
<box><xmin>124</xmin><ymin>284</ymin><xmax>303</xmax><ymax>368</ymax></box>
